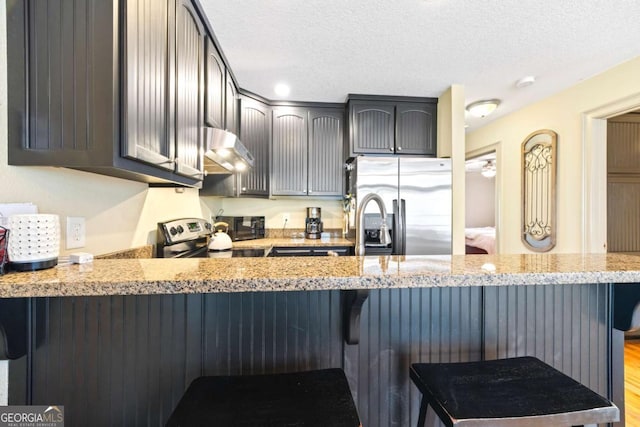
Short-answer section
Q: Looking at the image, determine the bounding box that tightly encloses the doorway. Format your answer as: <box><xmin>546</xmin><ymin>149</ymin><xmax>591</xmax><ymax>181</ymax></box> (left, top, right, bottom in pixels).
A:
<box><xmin>465</xmin><ymin>143</ymin><xmax>501</xmax><ymax>254</ymax></box>
<box><xmin>607</xmin><ymin>109</ymin><xmax>640</xmax><ymax>424</ymax></box>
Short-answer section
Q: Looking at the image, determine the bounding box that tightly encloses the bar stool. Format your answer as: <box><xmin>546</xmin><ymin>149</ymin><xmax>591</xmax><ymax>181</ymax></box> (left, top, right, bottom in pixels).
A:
<box><xmin>166</xmin><ymin>368</ymin><xmax>361</xmax><ymax>427</ymax></box>
<box><xmin>410</xmin><ymin>356</ymin><xmax>619</xmax><ymax>427</ymax></box>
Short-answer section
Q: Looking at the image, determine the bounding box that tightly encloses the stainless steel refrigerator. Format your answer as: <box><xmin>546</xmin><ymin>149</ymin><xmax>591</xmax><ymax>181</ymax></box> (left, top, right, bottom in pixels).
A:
<box><xmin>348</xmin><ymin>156</ymin><xmax>452</xmax><ymax>255</ymax></box>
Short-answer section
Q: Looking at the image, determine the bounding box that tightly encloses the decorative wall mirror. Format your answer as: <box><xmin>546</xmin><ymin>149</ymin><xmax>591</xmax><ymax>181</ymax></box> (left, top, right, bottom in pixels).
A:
<box><xmin>522</xmin><ymin>130</ymin><xmax>557</xmax><ymax>252</ymax></box>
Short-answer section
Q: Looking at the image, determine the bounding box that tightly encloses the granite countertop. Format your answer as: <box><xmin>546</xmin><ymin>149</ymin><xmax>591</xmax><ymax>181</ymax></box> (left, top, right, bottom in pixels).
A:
<box><xmin>2</xmin><ymin>253</ymin><xmax>640</xmax><ymax>298</ymax></box>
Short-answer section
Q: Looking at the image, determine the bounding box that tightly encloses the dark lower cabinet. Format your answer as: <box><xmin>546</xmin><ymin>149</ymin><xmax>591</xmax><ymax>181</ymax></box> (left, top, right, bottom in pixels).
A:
<box><xmin>7</xmin><ymin>0</ymin><xmax>205</xmax><ymax>187</ymax></box>
<box><xmin>8</xmin><ymin>284</ymin><xmax>611</xmax><ymax>427</ymax></box>
<box><xmin>268</xmin><ymin>246</ymin><xmax>352</xmax><ymax>256</ymax></box>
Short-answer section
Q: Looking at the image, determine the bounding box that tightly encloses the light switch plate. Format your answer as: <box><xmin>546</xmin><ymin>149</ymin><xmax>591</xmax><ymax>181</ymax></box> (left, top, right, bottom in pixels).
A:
<box><xmin>66</xmin><ymin>217</ymin><xmax>86</xmax><ymax>249</ymax></box>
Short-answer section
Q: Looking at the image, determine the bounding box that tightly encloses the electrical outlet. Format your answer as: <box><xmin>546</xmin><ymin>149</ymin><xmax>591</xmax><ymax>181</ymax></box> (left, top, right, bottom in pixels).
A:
<box><xmin>66</xmin><ymin>217</ymin><xmax>86</xmax><ymax>249</ymax></box>
<box><xmin>282</xmin><ymin>213</ymin><xmax>290</xmax><ymax>224</ymax></box>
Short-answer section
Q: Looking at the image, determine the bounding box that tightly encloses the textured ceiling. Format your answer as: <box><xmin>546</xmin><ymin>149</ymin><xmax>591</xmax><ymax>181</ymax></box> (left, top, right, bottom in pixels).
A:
<box><xmin>199</xmin><ymin>0</ymin><xmax>640</xmax><ymax>131</ymax></box>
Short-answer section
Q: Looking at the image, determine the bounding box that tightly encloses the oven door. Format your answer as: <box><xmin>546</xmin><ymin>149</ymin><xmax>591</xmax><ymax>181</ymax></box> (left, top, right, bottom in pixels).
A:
<box><xmin>158</xmin><ymin>240</ymin><xmax>209</xmax><ymax>258</ymax></box>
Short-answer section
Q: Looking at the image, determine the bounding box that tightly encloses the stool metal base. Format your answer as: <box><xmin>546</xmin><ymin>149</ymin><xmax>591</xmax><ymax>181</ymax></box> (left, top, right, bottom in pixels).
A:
<box><xmin>410</xmin><ymin>356</ymin><xmax>619</xmax><ymax>427</ymax></box>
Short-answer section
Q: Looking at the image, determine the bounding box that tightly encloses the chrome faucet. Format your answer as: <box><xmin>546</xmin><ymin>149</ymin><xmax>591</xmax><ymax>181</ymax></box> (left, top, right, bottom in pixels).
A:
<box><xmin>355</xmin><ymin>193</ymin><xmax>391</xmax><ymax>256</ymax></box>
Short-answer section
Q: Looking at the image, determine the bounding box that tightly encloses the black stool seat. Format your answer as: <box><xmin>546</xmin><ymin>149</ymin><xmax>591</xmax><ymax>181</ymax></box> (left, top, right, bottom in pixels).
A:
<box><xmin>166</xmin><ymin>368</ymin><xmax>361</xmax><ymax>427</ymax></box>
<box><xmin>410</xmin><ymin>356</ymin><xmax>619</xmax><ymax>426</ymax></box>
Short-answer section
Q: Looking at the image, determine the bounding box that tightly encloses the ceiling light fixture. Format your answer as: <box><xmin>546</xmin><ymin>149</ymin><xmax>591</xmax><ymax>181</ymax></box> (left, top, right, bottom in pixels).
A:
<box><xmin>274</xmin><ymin>83</ymin><xmax>291</xmax><ymax>97</ymax></box>
<box><xmin>481</xmin><ymin>160</ymin><xmax>496</xmax><ymax>178</ymax></box>
<box><xmin>466</xmin><ymin>99</ymin><xmax>501</xmax><ymax>118</ymax></box>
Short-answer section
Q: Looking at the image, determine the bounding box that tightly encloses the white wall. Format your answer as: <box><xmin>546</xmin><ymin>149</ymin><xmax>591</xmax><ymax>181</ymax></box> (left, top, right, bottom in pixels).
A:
<box><xmin>466</xmin><ymin>56</ymin><xmax>640</xmax><ymax>253</ymax></box>
<box><xmin>0</xmin><ymin>1</ymin><xmax>211</xmax><ymax>257</ymax></box>
<box><xmin>465</xmin><ymin>172</ymin><xmax>495</xmax><ymax>227</ymax></box>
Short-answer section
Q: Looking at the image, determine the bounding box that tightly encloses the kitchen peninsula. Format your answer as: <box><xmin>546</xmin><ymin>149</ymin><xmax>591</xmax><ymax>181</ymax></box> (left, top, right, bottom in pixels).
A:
<box><xmin>0</xmin><ymin>253</ymin><xmax>639</xmax><ymax>426</ymax></box>
<box><xmin>0</xmin><ymin>253</ymin><xmax>639</xmax><ymax>297</ymax></box>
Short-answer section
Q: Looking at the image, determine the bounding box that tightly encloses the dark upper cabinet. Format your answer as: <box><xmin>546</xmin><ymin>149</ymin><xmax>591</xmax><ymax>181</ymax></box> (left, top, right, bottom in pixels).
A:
<box><xmin>308</xmin><ymin>108</ymin><xmax>344</xmax><ymax>196</ymax></box>
<box><xmin>7</xmin><ymin>0</ymin><xmax>206</xmax><ymax>187</ymax></box>
<box><xmin>122</xmin><ymin>0</ymin><xmax>173</xmax><ymax>171</ymax></box>
<box><xmin>272</xmin><ymin>108</ymin><xmax>308</xmax><ymax>195</ymax></box>
<box><xmin>239</xmin><ymin>97</ymin><xmax>271</xmax><ymax>196</ymax></box>
<box><xmin>350</xmin><ymin>102</ymin><xmax>395</xmax><ymax>154</ymax></box>
<box><xmin>204</xmin><ymin>38</ymin><xmax>225</xmax><ymax>129</ymax></box>
<box><xmin>225</xmin><ymin>71</ymin><xmax>239</xmax><ymax>135</ymax></box>
<box><xmin>174</xmin><ymin>0</ymin><xmax>204</xmax><ymax>179</ymax></box>
<box><xmin>199</xmin><ymin>95</ymin><xmax>271</xmax><ymax>198</ymax></box>
<box><xmin>347</xmin><ymin>96</ymin><xmax>438</xmax><ymax>157</ymax></box>
<box><xmin>396</xmin><ymin>103</ymin><xmax>436</xmax><ymax>155</ymax></box>
<box><xmin>271</xmin><ymin>107</ymin><xmax>344</xmax><ymax>197</ymax></box>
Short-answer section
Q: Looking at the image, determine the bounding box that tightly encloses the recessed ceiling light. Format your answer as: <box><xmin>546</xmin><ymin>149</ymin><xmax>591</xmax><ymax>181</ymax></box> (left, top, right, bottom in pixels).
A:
<box><xmin>515</xmin><ymin>76</ymin><xmax>536</xmax><ymax>88</ymax></box>
<box><xmin>466</xmin><ymin>99</ymin><xmax>501</xmax><ymax>118</ymax></box>
<box><xmin>274</xmin><ymin>83</ymin><xmax>290</xmax><ymax>97</ymax></box>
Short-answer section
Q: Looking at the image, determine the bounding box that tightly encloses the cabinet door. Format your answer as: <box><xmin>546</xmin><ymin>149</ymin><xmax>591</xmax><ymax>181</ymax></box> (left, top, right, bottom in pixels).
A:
<box><xmin>204</xmin><ymin>37</ymin><xmax>225</xmax><ymax>129</ymax></box>
<box><xmin>272</xmin><ymin>108</ymin><xmax>308</xmax><ymax>195</ymax></box>
<box><xmin>396</xmin><ymin>103</ymin><xmax>436</xmax><ymax>155</ymax></box>
<box><xmin>308</xmin><ymin>108</ymin><xmax>344</xmax><ymax>196</ymax></box>
<box><xmin>239</xmin><ymin>97</ymin><xmax>270</xmax><ymax>196</ymax></box>
<box><xmin>122</xmin><ymin>0</ymin><xmax>173</xmax><ymax>170</ymax></box>
<box><xmin>350</xmin><ymin>102</ymin><xmax>395</xmax><ymax>154</ymax></box>
<box><xmin>225</xmin><ymin>71</ymin><xmax>239</xmax><ymax>134</ymax></box>
<box><xmin>268</xmin><ymin>247</ymin><xmax>313</xmax><ymax>257</ymax></box>
<box><xmin>311</xmin><ymin>246</ymin><xmax>352</xmax><ymax>256</ymax></box>
<box><xmin>174</xmin><ymin>0</ymin><xmax>204</xmax><ymax>179</ymax></box>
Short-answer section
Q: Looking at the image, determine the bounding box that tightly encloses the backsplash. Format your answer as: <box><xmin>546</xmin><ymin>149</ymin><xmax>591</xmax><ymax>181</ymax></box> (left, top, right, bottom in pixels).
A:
<box><xmin>202</xmin><ymin>198</ymin><xmax>344</xmax><ymax>230</ymax></box>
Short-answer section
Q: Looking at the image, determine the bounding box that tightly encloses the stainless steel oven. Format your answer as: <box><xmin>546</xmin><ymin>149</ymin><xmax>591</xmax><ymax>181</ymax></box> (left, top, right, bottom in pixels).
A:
<box><xmin>156</xmin><ymin>218</ymin><xmax>267</xmax><ymax>258</ymax></box>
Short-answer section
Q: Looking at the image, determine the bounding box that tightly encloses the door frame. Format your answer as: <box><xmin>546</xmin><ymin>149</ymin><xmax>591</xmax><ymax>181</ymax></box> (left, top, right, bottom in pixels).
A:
<box><xmin>582</xmin><ymin>92</ymin><xmax>640</xmax><ymax>253</ymax></box>
<box><xmin>466</xmin><ymin>142</ymin><xmax>502</xmax><ymax>254</ymax></box>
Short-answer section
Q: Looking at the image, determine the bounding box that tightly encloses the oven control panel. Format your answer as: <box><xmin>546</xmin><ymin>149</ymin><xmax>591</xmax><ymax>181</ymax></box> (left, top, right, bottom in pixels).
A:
<box><xmin>157</xmin><ymin>218</ymin><xmax>212</xmax><ymax>245</ymax></box>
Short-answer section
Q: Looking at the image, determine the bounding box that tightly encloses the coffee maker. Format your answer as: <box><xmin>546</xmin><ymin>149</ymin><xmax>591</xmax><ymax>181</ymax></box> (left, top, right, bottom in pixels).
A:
<box><xmin>305</xmin><ymin>207</ymin><xmax>323</xmax><ymax>239</ymax></box>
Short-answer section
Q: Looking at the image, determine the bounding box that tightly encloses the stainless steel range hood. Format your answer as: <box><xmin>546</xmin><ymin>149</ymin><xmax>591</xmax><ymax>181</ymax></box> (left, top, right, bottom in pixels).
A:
<box><xmin>203</xmin><ymin>127</ymin><xmax>255</xmax><ymax>174</ymax></box>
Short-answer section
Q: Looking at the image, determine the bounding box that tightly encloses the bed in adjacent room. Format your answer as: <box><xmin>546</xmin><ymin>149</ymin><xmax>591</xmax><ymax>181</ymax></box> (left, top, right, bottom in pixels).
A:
<box><xmin>465</xmin><ymin>226</ymin><xmax>496</xmax><ymax>254</ymax></box>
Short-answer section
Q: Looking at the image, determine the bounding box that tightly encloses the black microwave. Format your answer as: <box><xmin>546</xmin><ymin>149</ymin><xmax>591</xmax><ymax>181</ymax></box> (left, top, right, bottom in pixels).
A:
<box><xmin>216</xmin><ymin>216</ymin><xmax>265</xmax><ymax>241</ymax></box>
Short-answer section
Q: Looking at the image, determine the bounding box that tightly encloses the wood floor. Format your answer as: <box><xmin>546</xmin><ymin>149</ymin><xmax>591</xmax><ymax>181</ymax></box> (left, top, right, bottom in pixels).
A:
<box><xmin>625</xmin><ymin>340</ymin><xmax>640</xmax><ymax>424</ymax></box>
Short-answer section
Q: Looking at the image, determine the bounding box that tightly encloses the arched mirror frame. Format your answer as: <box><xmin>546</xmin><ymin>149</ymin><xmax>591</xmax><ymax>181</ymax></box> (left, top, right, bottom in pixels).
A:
<box><xmin>522</xmin><ymin>129</ymin><xmax>557</xmax><ymax>252</ymax></box>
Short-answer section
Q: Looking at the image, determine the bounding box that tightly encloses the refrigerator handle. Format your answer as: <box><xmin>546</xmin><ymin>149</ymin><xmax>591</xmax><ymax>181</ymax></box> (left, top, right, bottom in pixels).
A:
<box><xmin>401</xmin><ymin>199</ymin><xmax>407</xmax><ymax>255</ymax></box>
<box><xmin>392</xmin><ymin>199</ymin><xmax>400</xmax><ymax>255</ymax></box>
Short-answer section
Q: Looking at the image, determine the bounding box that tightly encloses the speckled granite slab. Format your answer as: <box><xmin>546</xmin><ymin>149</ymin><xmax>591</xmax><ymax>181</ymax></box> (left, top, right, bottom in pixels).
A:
<box><xmin>96</xmin><ymin>245</ymin><xmax>154</xmax><ymax>259</ymax></box>
<box><xmin>2</xmin><ymin>253</ymin><xmax>640</xmax><ymax>298</ymax></box>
